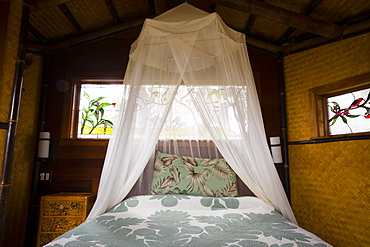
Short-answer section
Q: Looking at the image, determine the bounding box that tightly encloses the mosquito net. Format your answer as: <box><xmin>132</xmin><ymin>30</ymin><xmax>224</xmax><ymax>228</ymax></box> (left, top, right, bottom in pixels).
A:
<box><xmin>87</xmin><ymin>3</ymin><xmax>297</xmax><ymax>224</ymax></box>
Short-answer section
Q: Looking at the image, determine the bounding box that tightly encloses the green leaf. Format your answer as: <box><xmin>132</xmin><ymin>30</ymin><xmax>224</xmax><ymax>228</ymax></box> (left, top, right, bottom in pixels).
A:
<box><xmin>340</xmin><ymin>116</ymin><xmax>347</xmax><ymax>124</ymax></box>
<box><xmin>90</xmin><ymin>96</ymin><xmax>106</xmax><ymax>105</ymax></box>
<box><xmin>97</xmin><ymin>102</ymin><xmax>112</xmax><ymax>109</ymax></box>
<box><xmin>86</xmin><ymin>118</ymin><xmax>94</xmax><ymax>126</ymax></box>
<box><xmin>329</xmin><ymin>116</ymin><xmax>338</xmax><ymax>126</ymax></box>
<box><xmin>329</xmin><ymin>106</ymin><xmax>336</xmax><ymax>113</ymax></box>
<box><xmin>104</xmin><ymin>119</ymin><xmax>114</xmax><ymax>127</ymax></box>
<box><xmin>83</xmin><ymin>91</ymin><xmax>90</xmax><ymax>102</ymax></box>
<box><xmin>207</xmin><ymin>89</ymin><xmax>221</xmax><ymax>99</ymax></box>
<box><xmin>332</xmin><ymin>101</ymin><xmax>340</xmax><ymax>107</ymax></box>
<box><xmin>346</xmin><ymin>115</ymin><xmax>359</xmax><ymax>118</ymax></box>
<box><xmin>99</xmin><ymin>108</ymin><xmax>105</xmax><ymax>119</ymax></box>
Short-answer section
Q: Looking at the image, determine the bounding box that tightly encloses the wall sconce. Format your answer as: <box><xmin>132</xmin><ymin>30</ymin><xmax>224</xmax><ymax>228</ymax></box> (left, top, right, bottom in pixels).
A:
<box><xmin>270</xmin><ymin>136</ymin><xmax>283</xmax><ymax>165</ymax></box>
<box><xmin>38</xmin><ymin>132</ymin><xmax>53</xmax><ymax>162</ymax></box>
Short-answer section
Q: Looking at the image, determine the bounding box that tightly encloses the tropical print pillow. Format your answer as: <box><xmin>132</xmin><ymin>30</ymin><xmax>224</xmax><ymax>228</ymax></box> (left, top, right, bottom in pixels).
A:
<box><xmin>151</xmin><ymin>151</ymin><xmax>238</xmax><ymax>197</ymax></box>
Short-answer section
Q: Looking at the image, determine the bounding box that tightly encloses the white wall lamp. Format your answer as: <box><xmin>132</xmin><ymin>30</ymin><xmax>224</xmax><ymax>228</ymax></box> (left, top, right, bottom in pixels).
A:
<box><xmin>37</xmin><ymin>132</ymin><xmax>53</xmax><ymax>162</ymax></box>
<box><xmin>270</xmin><ymin>136</ymin><xmax>283</xmax><ymax>166</ymax></box>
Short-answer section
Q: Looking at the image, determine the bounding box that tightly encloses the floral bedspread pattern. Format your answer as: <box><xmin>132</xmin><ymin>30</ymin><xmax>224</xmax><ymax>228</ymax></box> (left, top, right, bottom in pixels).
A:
<box><xmin>45</xmin><ymin>195</ymin><xmax>331</xmax><ymax>247</ymax></box>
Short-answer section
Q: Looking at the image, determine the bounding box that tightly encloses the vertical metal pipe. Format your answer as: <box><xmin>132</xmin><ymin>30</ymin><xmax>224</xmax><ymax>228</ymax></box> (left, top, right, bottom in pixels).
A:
<box><xmin>0</xmin><ymin>0</ymin><xmax>31</xmax><ymax>244</ymax></box>
<box><xmin>24</xmin><ymin>52</ymin><xmax>50</xmax><ymax>246</ymax></box>
<box><xmin>277</xmin><ymin>51</ymin><xmax>291</xmax><ymax>201</ymax></box>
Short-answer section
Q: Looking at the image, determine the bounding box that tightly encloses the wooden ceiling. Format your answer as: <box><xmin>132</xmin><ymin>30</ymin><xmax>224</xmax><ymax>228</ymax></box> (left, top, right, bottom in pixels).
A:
<box><xmin>26</xmin><ymin>0</ymin><xmax>370</xmax><ymax>55</ymax></box>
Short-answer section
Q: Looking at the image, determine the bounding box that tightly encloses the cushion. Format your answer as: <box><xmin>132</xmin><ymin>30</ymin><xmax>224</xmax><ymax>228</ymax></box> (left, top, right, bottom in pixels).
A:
<box><xmin>151</xmin><ymin>151</ymin><xmax>238</xmax><ymax>197</ymax></box>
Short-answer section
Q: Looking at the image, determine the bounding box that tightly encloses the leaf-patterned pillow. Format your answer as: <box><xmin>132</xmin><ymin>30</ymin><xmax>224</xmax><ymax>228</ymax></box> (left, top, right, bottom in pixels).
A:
<box><xmin>151</xmin><ymin>151</ymin><xmax>238</xmax><ymax>197</ymax></box>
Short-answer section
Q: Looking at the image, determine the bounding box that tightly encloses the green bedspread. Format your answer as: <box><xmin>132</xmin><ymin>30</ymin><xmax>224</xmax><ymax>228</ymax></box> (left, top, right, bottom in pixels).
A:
<box><xmin>45</xmin><ymin>195</ymin><xmax>331</xmax><ymax>247</ymax></box>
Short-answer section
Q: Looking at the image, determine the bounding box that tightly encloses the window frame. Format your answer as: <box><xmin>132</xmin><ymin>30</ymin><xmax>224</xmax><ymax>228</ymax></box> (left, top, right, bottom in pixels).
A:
<box><xmin>309</xmin><ymin>73</ymin><xmax>370</xmax><ymax>139</ymax></box>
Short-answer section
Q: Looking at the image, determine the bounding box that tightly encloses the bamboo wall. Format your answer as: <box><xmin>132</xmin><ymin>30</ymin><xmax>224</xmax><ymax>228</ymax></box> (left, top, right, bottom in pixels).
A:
<box><xmin>0</xmin><ymin>0</ymin><xmax>23</xmax><ymax>246</ymax></box>
<box><xmin>284</xmin><ymin>33</ymin><xmax>370</xmax><ymax>246</ymax></box>
<box><xmin>0</xmin><ymin>0</ymin><xmax>43</xmax><ymax>246</ymax></box>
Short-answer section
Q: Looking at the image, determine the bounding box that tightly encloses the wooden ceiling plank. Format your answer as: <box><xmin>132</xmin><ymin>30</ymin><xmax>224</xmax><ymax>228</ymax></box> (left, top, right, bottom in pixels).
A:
<box><xmin>104</xmin><ymin>0</ymin><xmax>122</xmax><ymax>24</ymax></box>
<box><xmin>58</xmin><ymin>3</ymin><xmax>85</xmax><ymax>35</ymax></box>
<box><xmin>212</xmin><ymin>0</ymin><xmax>344</xmax><ymax>39</ymax></box>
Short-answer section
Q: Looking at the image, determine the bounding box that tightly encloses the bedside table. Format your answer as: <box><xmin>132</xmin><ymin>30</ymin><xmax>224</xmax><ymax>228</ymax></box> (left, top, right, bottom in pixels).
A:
<box><xmin>37</xmin><ymin>192</ymin><xmax>96</xmax><ymax>247</ymax></box>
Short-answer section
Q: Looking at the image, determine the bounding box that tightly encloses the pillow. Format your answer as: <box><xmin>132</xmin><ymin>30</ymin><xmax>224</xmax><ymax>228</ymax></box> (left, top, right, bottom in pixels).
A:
<box><xmin>151</xmin><ymin>151</ymin><xmax>238</xmax><ymax>197</ymax></box>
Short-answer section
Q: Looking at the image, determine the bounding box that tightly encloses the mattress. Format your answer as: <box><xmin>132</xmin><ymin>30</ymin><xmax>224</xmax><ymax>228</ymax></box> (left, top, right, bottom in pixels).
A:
<box><xmin>45</xmin><ymin>195</ymin><xmax>331</xmax><ymax>246</ymax></box>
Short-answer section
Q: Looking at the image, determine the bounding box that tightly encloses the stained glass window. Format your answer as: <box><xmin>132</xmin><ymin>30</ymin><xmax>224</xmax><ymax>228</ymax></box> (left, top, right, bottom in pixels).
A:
<box><xmin>327</xmin><ymin>88</ymin><xmax>370</xmax><ymax>135</ymax></box>
<box><xmin>78</xmin><ymin>84</ymin><xmax>124</xmax><ymax>138</ymax></box>
<box><xmin>76</xmin><ymin>84</ymin><xmax>238</xmax><ymax>139</ymax></box>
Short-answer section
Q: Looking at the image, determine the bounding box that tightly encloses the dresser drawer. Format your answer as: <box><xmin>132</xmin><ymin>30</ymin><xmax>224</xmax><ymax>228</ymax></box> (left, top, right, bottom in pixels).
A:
<box><xmin>37</xmin><ymin>192</ymin><xmax>96</xmax><ymax>247</ymax></box>
<box><xmin>40</xmin><ymin>216</ymin><xmax>84</xmax><ymax>232</ymax></box>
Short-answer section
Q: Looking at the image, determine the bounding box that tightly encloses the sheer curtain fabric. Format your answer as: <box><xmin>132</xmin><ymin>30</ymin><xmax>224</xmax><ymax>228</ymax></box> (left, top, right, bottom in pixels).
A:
<box><xmin>87</xmin><ymin>3</ymin><xmax>297</xmax><ymax>224</ymax></box>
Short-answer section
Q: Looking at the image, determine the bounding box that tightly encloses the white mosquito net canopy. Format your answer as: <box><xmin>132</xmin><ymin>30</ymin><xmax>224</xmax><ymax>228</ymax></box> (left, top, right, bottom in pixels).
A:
<box><xmin>87</xmin><ymin>3</ymin><xmax>297</xmax><ymax>224</ymax></box>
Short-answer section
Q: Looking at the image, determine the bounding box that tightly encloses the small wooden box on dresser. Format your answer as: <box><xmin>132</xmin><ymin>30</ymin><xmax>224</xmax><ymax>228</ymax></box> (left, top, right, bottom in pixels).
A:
<box><xmin>37</xmin><ymin>192</ymin><xmax>96</xmax><ymax>247</ymax></box>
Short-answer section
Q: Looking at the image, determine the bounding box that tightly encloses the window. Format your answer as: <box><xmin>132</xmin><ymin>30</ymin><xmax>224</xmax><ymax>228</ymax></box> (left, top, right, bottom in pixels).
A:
<box><xmin>309</xmin><ymin>73</ymin><xmax>370</xmax><ymax>138</ymax></box>
<box><xmin>67</xmin><ymin>79</ymin><xmax>239</xmax><ymax>140</ymax></box>
<box><xmin>77</xmin><ymin>83</ymin><xmax>124</xmax><ymax>138</ymax></box>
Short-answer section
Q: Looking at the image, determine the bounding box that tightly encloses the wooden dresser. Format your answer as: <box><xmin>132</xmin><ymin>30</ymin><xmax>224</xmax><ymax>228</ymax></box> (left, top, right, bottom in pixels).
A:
<box><xmin>37</xmin><ymin>192</ymin><xmax>96</xmax><ymax>247</ymax></box>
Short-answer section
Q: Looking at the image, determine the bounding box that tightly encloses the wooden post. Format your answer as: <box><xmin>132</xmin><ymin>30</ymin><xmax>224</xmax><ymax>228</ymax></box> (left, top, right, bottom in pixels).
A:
<box><xmin>277</xmin><ymin>52</ymin><xmax>291</xmax><ymax>201</ymax></box>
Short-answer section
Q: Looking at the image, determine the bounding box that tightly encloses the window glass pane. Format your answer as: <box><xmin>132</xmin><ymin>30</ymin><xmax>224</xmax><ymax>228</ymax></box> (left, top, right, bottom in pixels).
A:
<box><xmin>78</xmin><ymin>84</ymin><xmax>123</xmax><ymax>139</ymax></box>
<box><xmin>327</xmin><ymin>88</ymin><xmax>370</xmax><ymax>135</ymax></box>
<box><xmin>157</xmin><ymin>85</ymin><xmax>239</xmax><ymax>140</ymax></box>
<box><xmin>76</xmin><ymin>84</ymin><xmax>240</xmax><ymax>140</ymax></box>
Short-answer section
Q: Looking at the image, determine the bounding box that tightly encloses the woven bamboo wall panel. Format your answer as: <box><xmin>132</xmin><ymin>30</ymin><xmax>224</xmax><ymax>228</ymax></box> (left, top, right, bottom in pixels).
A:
<box><xmin>289</xmin><ymin>141</ymin><xmax>369</xmax><ymax>246</ymax></box>
<box><xmin>284</xmin><ymin>33</ymin><xmax>370</xmax><ymax>142</ymax></box>
<box><xmin>0</xmin><ymin>129</ymin><xmax>6</xmax><ymax>176</ymax></box>
<box><xmin>2</xmin><ymin>54</ymin><xmax>43</xmax><ymax>247</ymax></box>
<box><xmin>0</xmin><ymin>0</ymin><xmax>23</xmax><ymax>123</ymax></box>
<box><xmin>284</xmin><ymin>33</ymin><xmax>370</xmax><ymax>247</ymax></box>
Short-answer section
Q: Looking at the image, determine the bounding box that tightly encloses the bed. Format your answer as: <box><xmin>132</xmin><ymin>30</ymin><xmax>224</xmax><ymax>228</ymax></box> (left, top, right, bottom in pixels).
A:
<box><xmin>45</xmin><ymin>195</ymin><xmax>331</xmax><ymax>247</ymax></box>
<box><xmin>44</xmin><ymin>152</ymin><xmax>331</xmax><ymax>247</ymax></box>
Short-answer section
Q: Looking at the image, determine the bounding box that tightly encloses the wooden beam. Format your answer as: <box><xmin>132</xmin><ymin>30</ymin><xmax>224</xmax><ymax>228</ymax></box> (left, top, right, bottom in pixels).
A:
<box><xmin>278</xmin><ymin>0</ymin><xmax>322</xmax><ymax>45</ymax></box>
<box><xmin>28</xmin><ymin>24</ymin><xmax>50</xmax><ymax>45</ymax></box>
<box><xmin>104</xmin><ymin>0</ymin><xmax>122</xmax><ymax>24</ymax></box>
<box><xmin>26</xmin><ymin>16</ymin><xmax>148</xmax><ymax>53</ymax></box>
<box><xmin>59</xmin><ymin>3</ymin><xmax>84</xmax><ymax>35</ymax></box>
<box><xmin>282</xmin><ymin>19</ymin><xmax>370</xmax><ymax>54</ymax></box>
<box><xmin>148</xmin><ymin>0</ymin><xmax>156</xmax><ymax>15</ymax></box>
<box><xmin>246</xmin><ymin>36</ymin><xmax>280</xmax><ymax>54</ymax></box>
<box><xmin>212</xmin><ymin>0</ymin><xmax>344</xmax><ymax>39</ymax></box>
<box><xmin>50</xmin><ymin>17</ymin><xmax>147</xmax><ymax>52</ymax></box>
<box><xmin>244</xmin><ymin>0</ymin><xmax>264</xmax><ymax>37</ymax></box>
<box><xmin>244</xmin><ymin>15</ymin><xmax>256</xmax><ymax>35</ymax></box>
